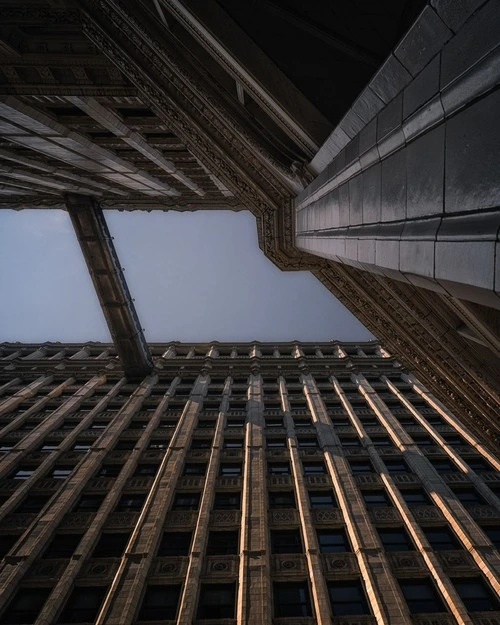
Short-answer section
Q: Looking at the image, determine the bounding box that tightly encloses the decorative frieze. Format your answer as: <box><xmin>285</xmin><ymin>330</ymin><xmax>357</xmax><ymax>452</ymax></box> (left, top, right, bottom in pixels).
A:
<box><xmin>320</xmin><ymin>553</ymin><xmax>359</xmax><ymax>576</ymax></box>
<box><xmin>203</xmin><ymin>555</ymin><xmax>239</xmax><ymax>577</ymax></box>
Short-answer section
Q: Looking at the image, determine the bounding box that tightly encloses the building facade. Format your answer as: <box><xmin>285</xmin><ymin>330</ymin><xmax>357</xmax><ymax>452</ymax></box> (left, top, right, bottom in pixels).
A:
<box><xmin>0</xmin><ymin>341</ymin><xmax>499</xmax><ymax>625</ymax></box>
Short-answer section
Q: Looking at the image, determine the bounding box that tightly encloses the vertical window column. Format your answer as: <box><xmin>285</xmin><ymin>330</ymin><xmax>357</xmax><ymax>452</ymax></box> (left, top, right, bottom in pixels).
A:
<box><xmin>0</xmin><ymin>374</ymin><xmax>53</xmax><ymax>419</ymax></box>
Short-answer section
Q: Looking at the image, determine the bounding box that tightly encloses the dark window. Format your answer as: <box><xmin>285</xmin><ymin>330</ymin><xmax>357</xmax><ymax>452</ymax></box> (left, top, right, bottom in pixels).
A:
<box><xmin>294</xmin><ymin>418</ymin><xmax>312</xmax><ymax>427</ymax></box>
<box><xmin>431</xmin><ymin>459</ymin><xmax>456</xmax><ymax>472</ymax></box>
<box><xmin>267</xmin><ymin>438</ymin><xmax>286</xmax><ymax>448</ymax></box>
<box><xmin>157</xmin><ymin>531</ymin><xmax>192</xmax><ymax>556</ymax></box>
<box><xmin>219</xmin><ymin>464</ymin><xmax>242</xmax><ymax>476</ymax></box>
<box><xmin>72</xmin><ymin>442</ymin><xmax>91</xmax><ymax>452</ymax></box>
<box><xmin>134</xmin><ymin>464</ymin><xmax>159</xmax><ymax>476</ymax></box>
<box><xmin>39</xmin><ymin>444</ymin><xmax>58</xmax><ymax>452</ymax></box>
<box><xmin>423</xmin><ymin>527</ymin><xmax>459</xmax><ymax>551</ymax></box>
<box><xmin>385</xmin><ymin>460</ymin><xmax>410</xmax><ymax>473</ymax></box>
<box><xmin>115</xmin><ymin>440</ymin><xmax>136</xmax><ymax>450</ymax></box>
<box><xmin>268</xmin><ymin>463</ymin><xmax>290</xmax><ymax>475</ymax></box>
<box><xmin>443</xmin><ymin>434</ymin><xmax>466</xmax><ymax>446</ymax></box>
<box><xmin>43</xmin><ymin>534</ymin><xmax>82</xmax><ymax>559</ymax></box>
<box><xmin>339</xmin><ymin>437</ymin><xmax>361</xmax><ymax>447</ymax></box>
<box><xmin>452</xmin><ymin>488</ymin><xmax>485</xmax><ymax>506</ymax></box>
<box><xmin>224</xmin><ymin>439</ymin><xmax>243</xmax><ymax>449</ymax></box>
<box><xmin>269</xmin><ymin>491</ymin><xmax>296</xmax><ymax>508</ymax></box>
<box><xmin>349</xmin><ymin>461</ymin><xmax>374</xmax><ymax>474</ymax></box>
<box><xmin>377</xmin><ymin>528</ymin><xmax>413</xmax><ymax>551</ymax></box>
<box><xmin>58</xmin><ymin>586</ymin><xmax>107</xmax><ymax>623</ymax></box>
<box><xmin>172</xmin><ymin>493</ymin><xmax>200</xmax><ymax>510</ymax></box>
<box><xmin>2</xmin><ymin>588</ymin><xmax>51</xmax><ymax>624</ymax></box>
<box><xmin>401</xmin><ymin>489</ymin><xmax>430</xmax><ymax>506</ymax></box>
<box><xmin>97</xmin><ymin>465</ymin><xmax>121</xmax><ymax>477</ymax></box>
<box><xmin>197</xmin><ymin>583</ymin><xmax>235</xmax><ymax>619</ymax></box>
<box><xmin>90</xmin><ymin>421</ymin><xmax>108</xmax><ymax>430</ymax></box>
<box><xmin>266</xmin><ymin>419</ymin><xmax>283</xmax><ymax>428</ymax></box>
<box><xmin>183</xmin><ymin>463</ymin><xmax>206</xmax><ymax>476</ymax></box>
<box><xmin>16</xmin><ymin>495</ymin><xmax>49</xmax><ymax>513</ymax></box>
<box><xmin>412</xmin><ymin>436</ymin><xmax>435</xmax><ymax>446</ymax></box>
<box><xmin>331</xmin><ymin>418</ymin><xmax>351</xmax><ymax>426</ymax></box>
<box><xmin>75</xmin><ymin>495</ymin><xmax>104</xmax><ymax>512</ymax></box>
<box><xmin>116</xmin><ymin>495</ymin><xmax>145</xmax><ymax>512</ymax></box>
<box><xmin>481</xmin><ymin>526</ymin><xmax>500</xmax><ymax>548</ymax></box>
<box><xmin>398</xmin><ymin>417</ymin><xmax>417</xmax><ymax>426</ymax></box>
<box><xmin>467</xmin><ymin>459</ymin><xmax>493</xmax><ymax>472</ymax></box>
<box><xmin>137</xmin><ymin>585</ymin><xmax>181</xmax><ymax>621</ymax></box>
<box><xmin>191</xmin><ymin>439</ymin><xmax>211</xmax><ymax>449</ymax></box>
<box><xmin>372</xmin><ymin>437</ymin><xmax>393</xmax><ymax>447</ymax></box>
<box><xmin>359</xmin><ymin>417</ymin><xmax>379</xmax><ymax>426</ymax></box>
<box><xmin>362</xmin><ymin>490</ymin><xmax>390</xmax><ymax>508</ymax></box>
<box><xmin>271</xmin><ymin>530</ymin><xmax>303</xmax><ymax>554</ymax></box>
<box><xmin>92</xmin><ymin>533</ymin><xmax>129</xmax><ymax>558</ymax></box>
<box><xmin>207</xmin><ymin>531</ymin><xmax>239</xmax><ymax>555</ymax></box>
<box><xmin>452</xmin><ymin>578</ymin><xmax>500</xmax><ymax>612</ymax></box>
<box><xmin>214</xmin><ymin>492</ymin><xmax>240</xmax><ymax>510</ymax></box>
<box><xmin>297</xmin><ymin>438</ymin><xmax>318</xmax><ymax>448</ymax></box>
<box><xmin>148</xmin><ymin>441</ymin><xmax>168</xmax><ymax>450</ymax></box>
<box><xmin>317</xmin><ymin>529</ymin><xmax>350</xmax><ymax>553</ymax></box>
<box><xmin>303</xmin><ymin>462</ymin><xmax>326</xmax><ymax>474</ymax></box>
<box><xmin>226</xmin><ymin>419</ymin><xmax>245</xmax><ymax>428</ymax></box>
<box><xmin>10</xmin><ymin>467</ymin><xmax>35</xmax><ymax>480</ymax></box>
<box><xmin>327</xmin><ymin>581</ymin><xmax>370</xmax><ymax>616</ymax></box>
<box><xmin>0</xmin><ymin>534</ymin><xmax>19</xmax><ymax>558</ymax></box>
<box><xmin>398</xmin><ymin>579</ymin><xmax>446</xmax><ymax>614</ymax></box>
<box><xmin>309</xmin><ymin>490</ymin><xmax>336</xmax><ymax>508</ymax></box>
<box><xmin>274</xmin><ymin>581</ymin><xmax>312</xmax><ymax>617</ymax></box>
<box><xmin>198</xmin><ymin>420</ymin><xmax>215</xmax><ymax>429</ymax></box>
<box><xmin>51</xmin><ymin>466</ymin><xmax>73</xmax><ymax>479</ymax></box>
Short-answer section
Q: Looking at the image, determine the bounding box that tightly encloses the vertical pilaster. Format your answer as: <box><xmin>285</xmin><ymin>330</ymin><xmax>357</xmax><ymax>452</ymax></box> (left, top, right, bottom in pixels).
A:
<box><xmin>0</xmin><ymin>378</ymin><xmax>22</xmax><ymax>397</ymax></box>
<box><xmin>0</xmin><ymin>375</ymin><xmax>53</xmax><ymax>417</ymax></box>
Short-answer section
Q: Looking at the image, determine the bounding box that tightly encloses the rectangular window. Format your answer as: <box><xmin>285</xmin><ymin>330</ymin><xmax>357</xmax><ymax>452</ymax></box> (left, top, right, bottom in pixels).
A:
<box><xmin>39</xmin><ymin>444</ymin><xmax>58</xmax><ymax>452</ymax></box>
<box><xmin>43</xmin><ymin>534</ymin><xmax>82</xmax><ymax>559</ymax></box>
<box><xmin>266</xmin><ymin>419</ymin><xmax>284</xmax><ymax>428</ymax></box>
<box><xmin>115</xmin><ymin>440</ymin><xmax>136</xmax><ymax>450</ymax></box>
<box><xmin>309</xmin><ymin>490</ymin><xmax>337</xmax><ymax>508</ymax></box>
<box><xmin>349</xmin><ymin>461</ymin><xmax>374</xmax><ymax>474</ymax></box>
<box><xmin>213</xmin><ymin>492</ymin><xmax>240</xmax><ymax>510</ymax></box>
<box><xmin>481</xmin><ymin>526</ymin><xmax>500</xmax><ymax>548</ymax></box>
<box><xmin>157</xmin><ymin>531</ymin><xmax>192</xmax><ymax>557</ymax></box>
<box><xmin>377</xmin><ymin>528</ymin><xmax>414</xmax><ymax>551</ymax></box>
<box><xmin>303</xmin><ymin>462</ymin><xmax>326</xmax><ymax>475</ymax></box>
<box><xmin>0</xmin><ymin>535</ymin><xmax>19</xmax><ymax>558</ymax></box>
<box><xmin>317</xmin><ymin>529</ymin><xmax>350</xmax><ymax>553</ymax></box>
<box><xmin>2</xmin><ymin>588</ymin><xmax>51</xmax><ymax>624</ymax></box>
<box><xmin>226</xmin><ymin>419</ymin><xmax>245</xmax><ymax>428</ymax></box>
<box><xmin>268</xmin><ymin>463</ymin><xmax>290</xmax><ymax>475</ymax></box>
<box><xmin>331</xmin><ymin>418</ymin><xmax>351</xmax><ymax>426</ymax></box>
<box><xmin>430</xmin><ymin>459</ymin><xmax>456</xmax><ymax>472</ymax></box>
<box><xmin>467</xmin><ymin>459</ymin><xmax>493</xmax><ymax>472</ymax></box>
<box><xmin>59</xmin><ymin>587</ymin><xmax>108</xmax><ymax>623</ymax></box>
<box><xmin>197</xmin><ymin>583</ymin><xmax>236</xmax><ymax>619</ymax></box>
<box><xmin>362</xmin><ymin>490</ymin><xmax>390</xmax><ymax>508</ymax></box>
<box><xmin>92</xmin><ymin>533</ymin><xmax>130</xmax><ymax>558</ymax></box>
<box><xmin>327</xmin><ymin>581</ymin><xmax>370</xmax><ymax>616</ymax></box>
<box><xmin>398</xmin><ymin>579</ymin><xmax>446</xmax><ymax>614</ymax></box>
<box><xmin>339</xmin><ymin>436</ymin><xmax>361</xmax><ymax>447</ymax></box>
<box><xmin>372</xmin><ymin>437</ymin><xmax>393</xmax><ymax>447</ymax></box>
<box><xmin>72</xmin><ymin>442</ymin><xmax>91</xmax><ymax>452</ymax></box>
<box><xmin>172</xmin><ymin>493</ymin><xmax>200</xmax><ymax>510</ymax></box>
<box><xmin>297</xmin><ymin>438</ymin><xmax>318</xmax><ymax>448</ymax></box>
<box><xmin>97</xmin><ymin>465</ymin><xmax>121</xmax><ymax>477</ymax></box>
<box><xmin>271</xmin><ymin>530</ymin><xmax>303</xmax><ymax>554</ymax></box>
<box><xmin>293</xmin><ymin>418</ymin><xmax>312</xmax><ymax>427</ymax></box>
<box><xmin>75</xmin><ymin>495</ymin><xmax>104</xmax><ymax>512</ymax></box>
<box><xmin>451</xmin><ymin>577</ymin><xmax>500</xmax><ymax>611</ymax></box>
<box><xmin>412</xmin><ymin>436</ymin><xmax>435</xmax><ymax>446</ymax></box>
<box><xmin>273</xmin><ymin>582</ymin><xmax>312</xmax><ymax>617</ymax></box>
<box><xmin>207</xmin><ymin>531</ymin><xmax>239</xmax><ymax>555</ymax></box>
<box><xmin>16</xmin><ymin>495</ymin><xmax>49</xmax><ymax>513</ymax></box>
<box><xmin>267</xmin><ymin>438</ymin><xmax>286</xmax><ymax>448</ymax></box>
<box><xmin>116</xmin><ymin>495</ymin><xmax>145</xmax><ymax>512</ymax></box>
<box><xmin>10</xmin><ymin>467</ymin><xmax>35</xmax><ymax>480</ymax></box>
<box><xmin>191</xmin><ymin>439</ymin><xmax>211</xmax><ymax>449</ymax></box>
<box><xmin>134</xmin><ymin>464</ymin><xmax>159</xmax><ymax>477</ymax></box>
<box><xmin>451</xmin><ymin>488</ymin><xmax>485</xmax><ymax>506</ymax></box>
<box><xmin>422</xmin><ymin>526</ymin><xmax>459</xmax><ymax>551</ymax></box>
<box><xmin>269</xmin><ymin>491</ymin><xmax>296</xmax><ymax>509</ymax></box>
<box><xmin>401</xmin><ymin>489</ymin><xmax>430</xmax><ymax>506</ymax></box>
<box><xmin>224</xmin><ymin>439</ymin><xmax>243</xmax><ymax>449</ymax></box>
<box><xmin>51</xmin><ymin>466</ymin><xmax>73</xmax><ymax>479</ymax></box>
<box><xmin>384</xmin><ymin>460</ymin><xmax>410</xmax><ymax>473</ymax></box>
<box><xmin>183</xmin><ymin>463</ymin><xmax>206</xmax><ymax>476</ymax></box>
<box><xmin>137</xmin><ymin>585</ymin><xmax>181</xmax><ymax>621</ymax></box>
<box><xmin>443</xmin><ymin>434</ymin><xmax>467</xmax><ymax>446</ymax></box>
<box><xmin>219</xmin><ymin>464</ymin><xmax>242</xmax><ymax>476</ymax></box>
<box><xmin>359</xmin><ymin>417</ymin><xmax>379</xmax><ymax>426</ymax></box>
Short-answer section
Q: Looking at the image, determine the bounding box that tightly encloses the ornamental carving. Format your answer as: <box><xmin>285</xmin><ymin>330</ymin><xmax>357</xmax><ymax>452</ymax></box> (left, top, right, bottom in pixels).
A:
<box><xmin>331</xmin><ymin>615</ymin><xmax>376</xmax><ymax>625</ymax></box>
<box><xmin>268</xmin><ymin>476</ymin><xmax>291</xmax><ymax>487</ymax></box>
<box><xmin>28</xmin><ymin>560</ymin><xmax>66</xmax><ymax>579</ymax></box>
<box><xmin>312</xmin><ymin>509</ymin><xmax>342</xmax><ymax>523</ymax></box>
<box><xmin>165</xmin><ymin>510</ymin><xmax>197</xmax><ymax>527</ymax></box>
<box><xmin>0</xmin><ymin>513</ymin><xmax>37</xmax><ymax>529</ymax></box>
<box><xmin>411</xmin><ymin>616</ymin><xmax>456</xmax><ymax>625</ymax></box>
<box><xmin>270</xmin><ymin>509</ymin><xmax>298</xmax><ymax>525</ymax></box>
<box><xmin>178</xmin><ymin>476</ymin><xmax>204</xmax><ymax>489</ymax></box>
<box><xmin>59</xmin><ymin>512</ymin><xmax>94</xmax><ymax>528</ymax></box>
<box><xmin>469</xmin><ymin>506</ymin><xmax>500</xmax><ymax>520</ymax></box>
<box><xmin>221</xmin><ymin>450</ymin><xmax>243</xmax><ymax>459</ymax></box>
<box><xmin>81</xmin><ymin>559</ymin><xmax>118</xmax><ymax>579</ymax></box>
<box><xmin>437</xmin><ymin>550</ymin><xmax>474</xmax><ymax>571</ymax></box>
<box><xmin>321</xmin><ymin>553</ymin><xmax>358</xmax><ymax>575</ymax></box>
<box><xmin>104</xmin><ymin>512</ymin><xmax>140</xmax><ymax>528</ymax></box>
<box><xmin>215</xmin><ymin>477</ymin><xmax>242</xmax><ymax>489</ymax></box>
<box><xmin>391</xmin><ymin>474</ymin><xmax>419</xmax><ymax>485</ymax></box>
<box><xmin>388</xmin><ymin>552</ymin><xmax>425</xmax><ymax>572</ymax></box>
<box><xmin>471</xmin><ymin>617</ymin><xmax>500</xmax><ymax>625</ymax></box>
<box><xmin>369</xmin><ymin>508</ymin><xmax>400</xmax><ymax>522</ymax></box>
<box><xmin>442</xmin><ymin>473</ymin><xmax>468</xmax><ymax>484</ymax></box>
<box><xmin>411</xmin><ymin>506</ymin><xmax>443</xmax><ymax>521</ymax></box>
<box><xmin>152</xmin><ymin>557</ymin><xmax>187</xmax><ymax>577</ymax></box>
<box><xmin>205</xmin><ymin>556</ymin><xmax>238</xmax><ymax>576</ymax></box>
<box><xmin>272</xmin><ymin>554</ymin><xmax>307</xmax><ymax>574</ymax></box>
<box><xmin>210</xmin><ymin>510</ymin><xmax>240</xmax><ymax>526</ymax></box>
<box><xmin>354</xmin><ymin>475</ymin><xmax>381</xmax><ymax>486</ymax></box>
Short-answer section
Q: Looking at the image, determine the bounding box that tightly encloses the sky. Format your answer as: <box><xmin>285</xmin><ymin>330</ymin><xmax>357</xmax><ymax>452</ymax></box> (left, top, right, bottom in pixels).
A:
<box><xmin>0</xmin><ymin>209</ymin><xmax>373</xmax><ymax>344</ymax></box>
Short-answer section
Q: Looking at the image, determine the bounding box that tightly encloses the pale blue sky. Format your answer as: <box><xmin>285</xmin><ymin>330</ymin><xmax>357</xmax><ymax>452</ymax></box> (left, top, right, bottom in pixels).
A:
<box><xmin>0</xmin><ymin>209</ymin><xmax>372</xmax><ymax>343</ymax></box>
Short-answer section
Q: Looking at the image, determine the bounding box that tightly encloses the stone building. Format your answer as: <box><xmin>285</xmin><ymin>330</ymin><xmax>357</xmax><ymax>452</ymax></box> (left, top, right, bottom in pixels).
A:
<box><xmin>0</xmin><ymin>341</ymin><xmax>499</xmax><ymax>624</ymax></box>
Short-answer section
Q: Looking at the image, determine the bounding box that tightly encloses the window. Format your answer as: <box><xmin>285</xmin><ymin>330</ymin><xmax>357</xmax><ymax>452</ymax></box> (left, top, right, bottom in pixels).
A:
<box><xmin>267</xmin><ymin>438</ymin><xmax>286</xmax><ymax>448</ymax></box>
<box><xmin>137</xmin><ymin>585</ymin><xmax>181</xmax><ymax>621</ymax></box>
<box><xmin>412</xmin><ymin>435</ymin><xmax>435</xmax><ymax>446</ymax></box>
<box><xmin>16</xmin><ymin>495</ymin><xmax>49</xmax><ymax>513</ymax></box>
<box><xmin>58</xmin><ymin>587</ymin><xmax>108</xmax><ymax>623</ymax></box>
<box><xmin>191</xmin><ymin>439</ymin><xmax>211</xmax><ymax>449</ymax></box>
<box><xmin>72</xmin><ymin>442</ymin><xmax>91</xmax><ymax>452</ymax></box>
<box><xmin>317</xmin><ymin>529</ymin><xmax>350</xmax><ymax>553</ymax></box>
<box><xmin>359</xmin><ymin>417</ymin><xmax>379</xmax><ymax>426</ymax></box>
<box><xmin>327</xmin><ymin>581</ymin><xmax>370</xmax><ymax>616</ymax></box>
<box><xmin>75</xmin><ymin>495</ymin><xmax>104</xmax><ymax>512</ymax></box>
<box><xmin>183</xmin><ymin>463</ymin><xmax>206</xmax><ymax>476</ymax></box>
<box><xmin>294</xmin><ymin>418</ymin><xmax>312</xmax><ymax>427</ymax></box>
<box><xmin>273</xmin><ymin>582</ymin><xmax>312</xmax><ymax>617</ymax></box>
<box><xmin>219</xmin><ymin>464</ymin><xmax>242</xmax><ymax>476</ymax></box>
<box><xmin>372</xmin><ymin>437</ymin><xmax>393</xmax><ymax>447</ymax></box>
<box><xmin>377</xmin><ymin>528</ymin><xmax>414</xmax><ymax>551</ymax></box>
<box><xmin>213</xmin><ymin>492</ymin><xmax>240</xmax><ymax>510</ymax></box>
<box><xmin>157</xmin><ymin>531</ymin><xmax>192</xmax><ymax>557</ymax></box>
<box><xmin>451</xmin><ymin>488</ymin><xmax>485</xmax><ymax>507</ymax></box>
<box><xmin>0</xmin><ymin>443</ymin><xmax>14</xmax><ymax>453</ymax></box>
<box><xmin>134</xmin><ymin>464</ymin><xmax>159</xmax><ymax>477</ymax></box>
<box><xmin>268</xmin><ymin>463</ymin><xmax>290</xmax><ymax>475</ymax></box>
<box><xmin>92</xmin><ymin>533</ymin><xmax>130</xmax><ymax>558</ymax></box>
<box><xmin>115</xmin><ymin>440</ymin><xmax>136</xmax><ymax>450</ymax></box>
<box><xmin>430</xmin><ymin>459</ymin><xmax>456</xmax><ymax>472</ymax></box>
<box><xmin>309</xmin><ymin>490</ymin><xmax>337</xmax><ymax>508</ymax></box>
<box><xmin>339</xmin><ymin>436</ymin><xmax>361</xmax><ymax>447</ymax></box>
<box><xmin>331</xmin><ymin>418</ymin><xmax>351</xmax><ymax>426</ymax></box>
<box><xmin>43</xmin><ymin>534</ymin><xmax>82</xmax><ymax>559</ymax></box>
<box><xmin>481</xmin><ymin>526</ymin><xmax>500</xmax><ymax>548</ymax></box>
<box><xmin>398</xmin><ymin>579</ymin><xmax>446</xmax><ymax>613</ymax></box>
<box><xmin>297</xmin><ymin>437</ymin><xmax>318</xmax><ymax>448</ymax></box>
<box><xmin>266</xmin><ymin>419</ymin><xmax>283</xmax><ymax>428</ymax></box>
<box><xmin>271</xmin><ymin>530</ymin><xmax>302</xmax><ymax>554</ymax></box>
<box><xmin>148</xmin><ymin>441</ymin><xmax>168</xmax><ymax>450</ymax></box>
<box><xmin>172</xmin><ymin>493</ymin><xmax>200</xmax><ymax>510</ymax></box>
<box><xmin>303</xmin><ymin>462</ymin><xmax>326</xmax><ymax>475</ymax></box>
<box><xmin>0</xmin><ymin>535</ymin><xmax>19</xmax><ymax>558</ymax></box>
<box><xmin>452</xmin><ymin>577</ymin><xmax>500</xmax><ymax>612</ymax></box>
<box><xmin>90</xmin><ymin>421</ymin><xmax>108</xmax><ymax>430</ymax></box>
<box><xmin>226</xmin><ymin>419</ymin><xmax>245</xmax><ymax>428</ymax></box>
<box><xmin>269</xmin><ymin>492</ymin><xmax>296</xmax><ymax>509</ymax></box>
<box><xmin>198</xmin><ymin>420</ymin><xmax>215</xmax><ymax>429</ymax></box>
<box><xmin>362</xmin><ymin>490</ymin><xmax>390</xmax><ymax>508</ymax></box>
<box><xmin>401</xmin><ymin>489</ymin><xmax>430</xmax><ymax>506</ymax></box>
<box><xmin>10</xmin><ymin>467</ymin><xmax>35</xmax><ymax>480</ymax></box>
<box><xmin>2</xmin><ymin>588</ymin><xmax>51</xmax><ymax>624</ymax></box>
<box><xmin>349</xmin><ymin>461</ymin><xmax>374</xmax><ymax>474</ymax></box>
<box><xmin>467</xmin><ymin>459</ymin><xmax>494</xmax><ymax>472</ymax></box>
<box><xmin>426</xmin><ymin>416</ymin><xmax>445</xmax><ymax>426</ymax></box>
<box><xmin>224</xmin><ymin>439</ymin><xmax>243</xmax><ymax>449</ymax></box>
<box><xmin>197</xmin><ymin>583</ymin><xmax>236</xmax><ymax>619</ymax></box>
<box><xmin>51</xmin><ymin>466</ymin><xmax>73</xmax><ymax>479</ymax></box>
<box><xmin>97</xmin><ymin>465</ymin><xmax>121</xmax><ymax>477</ymax></box>
<box><xmin>385</xmin><ymin>460</ymin><xmax>410</xmax><ymax>473</ymax></box>
<box><xmin>207</xmin><ymin>531</ymin><xmax>239</xmax><ymax>555</ymax></box>
<box><xmin>39</xmin><ymin>444</ymin><xmax>58</xmax><ymax>452</ymax></box>
<box><xmin>116</xmin><ymin>495</ymin><xmax>145</xmax><ymax>512</ymax></box>
<box><xmin>443</xmin><ymin>434</ymin><xmax>466</xmax><ymax>446</ymax></box>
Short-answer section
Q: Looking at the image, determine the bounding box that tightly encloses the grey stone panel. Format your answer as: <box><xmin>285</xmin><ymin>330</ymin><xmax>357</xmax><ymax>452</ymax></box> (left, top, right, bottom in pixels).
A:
<box><xmin>350</xmin><ymin>86</ymin><xmax>386</xmax><ymax>124</ymax></box>
<box><xmin>445</xmin><ymin>88</ymin><xmax>500</xmax><ymax>213</ymax></box>
<box><xmin>495</xmin><ymin>241</ymin><xmax>500</xmax><ymax>295</ymax></box>
<box><xmin>435</xmin><ymin>239</ymin><xmax>495</xmax><ymax>290</ymax></box>
<box><xmin>370</xmin><ymin>54</ymin><xmax>413</xmax><ymax>103</ymax></box>
<box><xmin>400</xmin><ymin>216</ymin><xmax>441</xmax><ymax>278</ymax></box>
<box><xmin>403</xmin><ymin>55</ymin><xmax>441</xmax><ymax>119</ymax></box>
<box><xmin>339</xmin><ymin>110</ymin><xmax>366</xmax><ymax>140</ymax></box>
<box><xmin>348</xmin><ymin>174</ymin><xmax>363</xmax><ymax>226</ymax></box>
<box><xmin>440</xmin><ymin>0</ymin><xmax>500</xmax><ymax>88</ymax></box>
<box><xmin>402</xmin><ymin>94</ymin><xmax>445</xmax><ymax>143</ymax></box>
<box><xmin>377</xmin><ymin>93</ymin><xmax>403</xmax><ymax>141</ymax></box>
<box><xmin>339</xmin><ymin>183</ymin><xmax>350</xmax><ymax>227</ymax></box>
<box><xmin>394</xmin><ymin>5</ymin><xmax>452</xmax><ymax>77</ymax></box>
<box><xmin>381</xmin><ymin>150</ymin><xmax>406</xmax><ymax>222</ymax></box>
<box><xmin>406</xmin><ymin>125</ymin><xmax>445</xmax><ymax>219</ymax></box>
<box><xmin>345</xmin><ymin>135</ymin><xmax>360</xmax><ymax>167</ymax></box>
<box><xmin>359</xmin><ymin>119</ymin><xmax>378</xmax><ymax>156</ymax></box>
<box><xmin>431</xmin><ymin>0</ymin><xmax>489</xmax><ymax>32</ymax></box>
<box><xmin>362</xmin><ymin>163</ymin><xmax>381</xmax><ymax>225</ymax></box>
